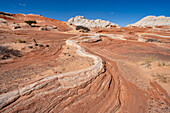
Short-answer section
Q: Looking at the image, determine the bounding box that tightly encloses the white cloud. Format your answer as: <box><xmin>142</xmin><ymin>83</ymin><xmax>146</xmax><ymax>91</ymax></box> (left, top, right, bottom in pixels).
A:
<box><xmin>19</xmin><ymin>3</ymin><xmax>26</xmax><ymax>6</ymax></box>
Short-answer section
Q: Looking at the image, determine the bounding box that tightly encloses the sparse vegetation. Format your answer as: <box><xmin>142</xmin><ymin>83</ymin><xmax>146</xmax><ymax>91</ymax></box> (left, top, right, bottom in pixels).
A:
<box><xmin>141</xmin><ymin>55</ymin><xmax>152</xmax><ymax>68</ymax></box>
<box><xmin>0</xmin><ymin>46</ymin><xmax>22</xmax><ymax>60</ymax></box>
<box><xmin>76</xmin><ymin>26</ymin><xmax>90</xmax><ymax>33</ymax></box>
<box><xmin>146</xmin><ymin>38</ymin><xmax>161</xmax><ymax>43</ymax></box>
<box><xmin>63</xmin><ymin>53</ymin><xmax>67</xmax><ymax>55</ymax></box>
<box><xmin>28</xmin><ymin>46</ymin><xmax>33</xmax><ymax>49</ymax></box>
<box><xmin>151</xmin><ymin>73</ymin><xmax>170</xmax><ymax>83</ymax></box>
<box><xmin>39</xmin><ymin>44</ymin><xmax>44</xmax><ymax>47</ymax></box>
<box><xmin>16</xmin><ymin>38</ymin><xmax>26</xmax><ymax>43</ymax></box>
<box><xmin>158</xmin><ymin>61</ymin><xmax>166</xmax><ymax>67</ymax></box>
<box><xmin>25</xmin><ymin>20</ymin><xmax>37</xmax><ymax>26</ymax></box>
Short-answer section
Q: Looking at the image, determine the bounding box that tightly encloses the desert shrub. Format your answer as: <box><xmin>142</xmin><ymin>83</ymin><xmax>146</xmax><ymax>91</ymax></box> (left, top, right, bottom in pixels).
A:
<box><xmin>28</xmin><ymin>46</ymin><xmax>33</xmax><ymax>49</ymax></box>
<box><xmin>0</xmin><ymin>46</ymin><xmax>8</xmax><ymax>55</ymax></box>
<box><xmin>16</xmin><ymin>38</ymin><xmax>26</xmax><ymax>43</ymax></box>
<box><xmin>141</xmin><ymin>55</ymin><xmax>152</xmax><ymax>68</ymax></box>
<box><xmin>25</xmin><ymin>20</ymin><xmax>37</xmax><ymax>26</ymax></box>
<box><xmin>0</xmin><ymin>46</ymin><xmax>22</xmax><ymax>59</ymax></box>
<box><xmin>158</xmin><ymin>61</ymin><xmax>166</xmax><ymax>67</ymax></box>
<box><xmin>76</xmin><ymin>26</ymin><xmax>90</xmax><ymax>32</ymax></box>
<box><xmin>158</xmin><ymin>62</ymin><xmax>162</xmax><ymax>67</ymax></box>
<box><xmin>145</xmin><ymin>56</ymin><xmax>152</xmax><ymax>68</ymax></box>
<box><xmin>146</xmin><ymin>38</ymin><xmax>161</xmax><ymax>43</ymax></box>
<box><xmin>152</xmin><ymin>73</ymin><xmax>170</xmax><ymax>83</ymax></box>
<box><xmin>39</xmin><ymin>44</ymin><xmax>44</xmax><ymax>47</ymax></box>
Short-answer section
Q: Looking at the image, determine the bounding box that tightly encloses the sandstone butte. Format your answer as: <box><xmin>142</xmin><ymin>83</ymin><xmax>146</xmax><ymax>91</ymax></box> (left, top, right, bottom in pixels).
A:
<box><xmin>0</xmin><ymin>12</ymin><xmax>170</xmax><ymax>113</ymax></box>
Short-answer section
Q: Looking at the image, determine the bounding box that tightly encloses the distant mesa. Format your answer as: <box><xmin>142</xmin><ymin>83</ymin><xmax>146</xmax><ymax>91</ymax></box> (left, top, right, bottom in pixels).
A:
<box><xmin>68</xmin><ymin>16</ymin><xmax>120</xmax><ymax>28</ymax></box>
<box><xmin>127</xmin><ymin>16</ymin><xmax>170</xmax><ymax>27</ymax></box>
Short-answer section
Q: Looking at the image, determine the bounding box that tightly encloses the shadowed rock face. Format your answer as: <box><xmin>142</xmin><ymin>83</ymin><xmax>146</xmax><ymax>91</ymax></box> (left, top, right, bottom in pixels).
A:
<box><xmin>68</xmin><ymin>16</ymin><xmax>120</xmax><ymax>28</ymax></box>
<box><xmin>127</xmin><ymin>16</ymin><xmax>170</xmax><ymax>27</ymax></box>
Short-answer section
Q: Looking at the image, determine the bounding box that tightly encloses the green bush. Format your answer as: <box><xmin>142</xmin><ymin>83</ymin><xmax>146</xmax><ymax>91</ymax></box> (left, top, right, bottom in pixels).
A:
<box><xmin>25</xmin><ymin>20</ymin><xmax>37</xmax><ymax>26</ymax></box>
<box><xmin>76</xmin><ymin>26</ymin><xmax>90</xmax><ymax>32</ymax></box>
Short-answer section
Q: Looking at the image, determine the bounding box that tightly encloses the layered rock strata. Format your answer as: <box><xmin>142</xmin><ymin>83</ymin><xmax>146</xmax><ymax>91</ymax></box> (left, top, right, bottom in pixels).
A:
<box><xmin>127</xmin><ymin>16</ymin><xmax>170</xmax><ymax>27</ymax></box>
<box><xmin>0</xmin><ymin>35</ymin><xmax>104</xmax><ymax>112</ymax></box>
<box><xmin>68</xmin><ymin>16</ymin><xmax>120</xmax><ymax>28</ymax></box>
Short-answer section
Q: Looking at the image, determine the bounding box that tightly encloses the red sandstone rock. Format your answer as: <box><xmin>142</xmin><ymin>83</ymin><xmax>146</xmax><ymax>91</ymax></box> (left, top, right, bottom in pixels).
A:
<box><xmin>0</xmin><ymin>12</ymin><xmax>170</xmax><ymax>113</ymax></box>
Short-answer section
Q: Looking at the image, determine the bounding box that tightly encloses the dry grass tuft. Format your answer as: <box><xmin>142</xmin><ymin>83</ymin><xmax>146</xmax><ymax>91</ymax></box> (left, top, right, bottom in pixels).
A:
<box><xmin>151</xmin><ymin>73</ymin><xmax>170</xmax><ymax>83</ymax></box>
<box><xmin>141</xmin><ymin>55</ymin><xmax>152</xmax><ymax>68</ymax></box>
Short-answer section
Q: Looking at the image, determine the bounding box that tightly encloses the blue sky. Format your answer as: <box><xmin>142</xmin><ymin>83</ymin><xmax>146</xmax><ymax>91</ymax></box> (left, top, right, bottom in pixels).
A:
<box><xmin>0</xmin><ymin>0</ymin><xmax>170</xmax><ymax>26</ymax></box>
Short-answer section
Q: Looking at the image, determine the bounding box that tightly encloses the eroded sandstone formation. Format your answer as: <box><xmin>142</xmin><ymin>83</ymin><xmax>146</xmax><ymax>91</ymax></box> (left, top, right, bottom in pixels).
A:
<box><xmin>0</xmin><ymin>12</ymin><xmax>72</xmax><ymax>31</ymax></box>
<box><xmin>68</xmin><ymin>16</ymin><xmax>120</xmax><ymax>28</ymax></box>
<box><xmin>0</xmin><ymin>12</ymin><xmax>170</xmax><ymax>113</ymax></box>
<box><xmin>127</xmin><ymin>16</ymin><xmax>170</xmax><ymax>27</ymax></box>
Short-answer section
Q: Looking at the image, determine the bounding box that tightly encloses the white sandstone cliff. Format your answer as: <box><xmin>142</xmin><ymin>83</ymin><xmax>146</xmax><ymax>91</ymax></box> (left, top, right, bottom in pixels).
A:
<box><xmin>127</xmin><ymin>16</ymin><xmax>170</xmax><ymax>27</ymax></box>
<box><xmin>68</xmin><ymin>16</ymin><xmax>120</xmax><ymax>28</ymax></box>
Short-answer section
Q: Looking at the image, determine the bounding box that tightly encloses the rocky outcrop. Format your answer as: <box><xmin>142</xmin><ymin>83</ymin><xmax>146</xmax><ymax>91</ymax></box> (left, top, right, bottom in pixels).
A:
<box><xmin>0</xmin><ymin>12</ymin><xmax>15</xmax><ymax>20</ymax></box>
<box><xmin>68</xmin><ymin>16</ymin><xmax>120</xmax><ymax>28</ymax></box>
<box><xmin>0</xmin><ymin>18</ymin><xmax>7</xmax><ymax>23</ymax></box>
<box><xmin>0</xmin><ymin>35</ymin><xmax>104</xmax><ymax>111</ymax></box>
<box><xmin>98</xmin><ymin>33</ymin><xmax>126</xmax><ymax>40</ymax></box>
<box><xmin>9</xmin><ymin>24</ymin><xmax>21</xmax><ymax>29</ymax></box>
<box><xmin>1</xmin><ymin>12</ymin><xmax>170</xmax><ymax>113</ymax></box>
<box><xmin>0</xmin><ymin>11</ymin><xmax>72</xmax><ymax>31</ymax></box>
<box><xmin>39</xmin><ymin>26</ymin><xmax>57</xmax><ymax>31</ymax></box>
<box><xmin>0</xmin><ymin>18</ymin><xmax>7</xmax><ymax>27</ymax></box>
<box><xmin>127</xmin><ymin>16</ymin><xmax>170</xmax><ymax>27</ymax></box>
